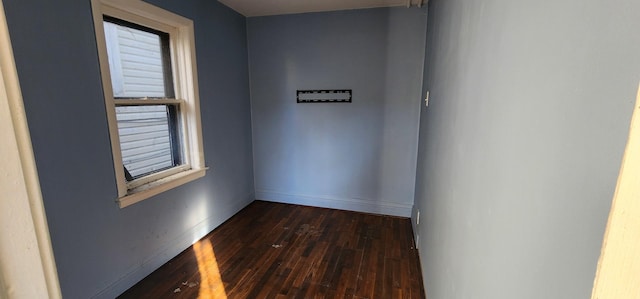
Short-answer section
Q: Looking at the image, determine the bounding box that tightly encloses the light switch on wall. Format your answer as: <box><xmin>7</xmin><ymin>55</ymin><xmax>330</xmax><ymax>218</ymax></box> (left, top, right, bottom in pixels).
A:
<box><xmin>425</xmin><ymin>91</ymin><xmax>430</xmax><ymax>107</ymax></box>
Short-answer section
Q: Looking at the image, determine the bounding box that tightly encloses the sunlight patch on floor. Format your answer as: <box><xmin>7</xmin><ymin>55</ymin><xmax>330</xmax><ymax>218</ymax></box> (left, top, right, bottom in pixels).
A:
<box><xmin>193</xmin><ymin>238</ymin><xmax>228</xmax><ymax>298</ymax></box>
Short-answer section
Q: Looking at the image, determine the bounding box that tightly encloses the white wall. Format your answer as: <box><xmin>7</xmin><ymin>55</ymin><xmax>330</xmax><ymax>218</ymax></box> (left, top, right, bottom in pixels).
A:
<box><xmin>248</xmin><ymin>7</ymin><xmax>428</xmax><ymax>216</ymax></box>
<box><xmin>413</xmin><ymin>0</ymin><xmax>640</xmax><ymax>298</ymax></box>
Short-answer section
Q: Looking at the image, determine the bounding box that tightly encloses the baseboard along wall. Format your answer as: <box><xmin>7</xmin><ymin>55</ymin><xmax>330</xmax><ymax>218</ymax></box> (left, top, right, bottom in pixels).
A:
<box><xmin>255</xmin><ymin>189</ymin><xmax>412</xmax><ymax>217</ymax></box>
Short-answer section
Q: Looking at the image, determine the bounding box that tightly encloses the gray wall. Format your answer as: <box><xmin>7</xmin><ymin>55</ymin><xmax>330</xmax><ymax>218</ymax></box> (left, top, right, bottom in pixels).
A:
<box><xmin>248</xmin><ymin>8</ymin><xmax>427</xmax><ymax>217</ymax></box>
<box><xmin>413</xmin><ymin>0</ymin><xmax>640</xmax><ymax>298</ymax></box>
<box><xmin>3</xmin><ymin>0</ymin><xmax>254</xmax><ymax>298</ymax></box>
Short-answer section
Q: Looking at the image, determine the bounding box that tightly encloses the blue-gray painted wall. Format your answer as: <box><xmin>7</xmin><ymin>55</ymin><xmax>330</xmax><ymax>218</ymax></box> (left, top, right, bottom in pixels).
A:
<box><xmin>3</xmin><ymin>0</ymin><xmax>254</xmax><ymax>298</ymax></box>
<box><xmin>413</xmin><ymin>0</ymin><xmax>640</xmax><ymax>298</ymax></box>
<box><xmin>247</xmin><ymin>8</ymin><xmax>428</xmax><ymax>217</ymax></box>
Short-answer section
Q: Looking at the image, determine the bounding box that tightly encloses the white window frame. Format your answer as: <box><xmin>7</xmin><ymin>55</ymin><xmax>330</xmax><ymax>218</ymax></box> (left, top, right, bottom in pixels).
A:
<box><xmin>91</xmin><ymin>0</ymin><xmax>206</xmax><ymax>208</ymax></box>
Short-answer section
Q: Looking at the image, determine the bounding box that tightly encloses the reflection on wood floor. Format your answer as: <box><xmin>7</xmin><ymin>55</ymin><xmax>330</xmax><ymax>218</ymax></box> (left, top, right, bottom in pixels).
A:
<box><xmin>118</xmin><ymin>200</ymin><xmax>425</xmax><ymax>298</ymax></box>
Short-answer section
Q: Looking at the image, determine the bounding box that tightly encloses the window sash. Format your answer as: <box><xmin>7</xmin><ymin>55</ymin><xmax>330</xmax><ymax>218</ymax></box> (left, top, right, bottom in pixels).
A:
<box><xmin>126</xmin><ymin>163</ymin><xmax>191</xmax><ymax>189</ymax></box>
<box><xmin>103</xmin><ymin>15</ymin><xmax>175</xmax><ymax>99</ymax></box>
<box><xmin>102</xmin><ymin>15</ymin><xmax>187</xmax><ymax>187</ymax></box>
<box><xmin>113</xmin><ymin>98</ymin><xmax>183</xmax><ymax>105</ymax></box>
<box><xmin>114</xmin><ymin>99</ymin><xmax>190</xmax><ymax>185</ymax></box>
<box><xmin>92</xmin><ymin>0</ymin><xmax>206</xmax><ymax>207</ymax></box>
<box><xmin>116</xmin><ymin>104</ymin><xmax>182</xmax><ymax>178</ymax></box>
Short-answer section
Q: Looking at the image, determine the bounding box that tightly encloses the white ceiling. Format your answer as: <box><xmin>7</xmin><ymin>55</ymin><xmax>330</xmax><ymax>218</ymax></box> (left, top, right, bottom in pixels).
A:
<box><xmin>218</xmin><ymin>0</ymin><xmax>426</xmax><ymax>17</ymax></box>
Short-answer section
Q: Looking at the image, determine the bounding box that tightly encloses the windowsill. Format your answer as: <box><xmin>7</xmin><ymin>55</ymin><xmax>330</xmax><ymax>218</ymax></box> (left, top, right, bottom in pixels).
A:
<box><xmin>117</xmin><ymin>168</ymin><xmax>207</xmax><ymax>208</ymax></box>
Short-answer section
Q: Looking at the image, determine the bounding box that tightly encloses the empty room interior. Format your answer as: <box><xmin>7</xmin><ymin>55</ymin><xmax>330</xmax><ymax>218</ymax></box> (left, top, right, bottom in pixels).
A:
<box><xmin>2</xmin><ymin>0</ymin><xmax>640</xmax><ymax>298</ymax></box>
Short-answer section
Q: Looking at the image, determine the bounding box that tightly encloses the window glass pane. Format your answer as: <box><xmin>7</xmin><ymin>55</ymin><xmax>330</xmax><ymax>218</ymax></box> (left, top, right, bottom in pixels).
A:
<box><xmin>116</xmin><ymin>105</ymin><xmax>177</xmax><ymax>178</ymax></box>
<box><xmin>103</xmin><ymin>21</ymin><xmax>171</xmax><ymax>98</ymax></box>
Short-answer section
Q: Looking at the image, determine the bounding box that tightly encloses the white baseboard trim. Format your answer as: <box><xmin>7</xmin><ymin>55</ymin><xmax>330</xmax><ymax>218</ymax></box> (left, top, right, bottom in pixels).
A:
<box><xmin>93</xmin><ymin>194</ymin><xmax>254</xmax><ymax>299</ymax></box>
<box><xmin>255</xmin><ymin>189</ymin><xmax>412</xmax><ymax>217</ymax></box>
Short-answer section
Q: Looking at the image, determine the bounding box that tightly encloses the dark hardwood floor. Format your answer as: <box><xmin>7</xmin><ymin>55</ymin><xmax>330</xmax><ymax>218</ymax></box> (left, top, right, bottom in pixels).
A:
<box><xmin>118</xmin><ymin>201</ymin><xmax>425</xmax><ymax>299</ymax></box>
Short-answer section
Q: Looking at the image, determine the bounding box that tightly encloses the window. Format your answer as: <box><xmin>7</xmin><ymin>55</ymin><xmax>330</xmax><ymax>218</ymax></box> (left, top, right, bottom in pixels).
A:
<box><xmin>92</xmin><ymin>0</ymin><xmax>206</xmax><ymax>208</ymax></box>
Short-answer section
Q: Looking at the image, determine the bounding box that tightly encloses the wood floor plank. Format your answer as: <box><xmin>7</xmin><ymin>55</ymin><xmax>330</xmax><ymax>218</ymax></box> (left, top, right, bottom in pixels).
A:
<box><xmin>118</xmin><ymin>201</ymin><xmax>425</xmax><ymax>299</ymax></box>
